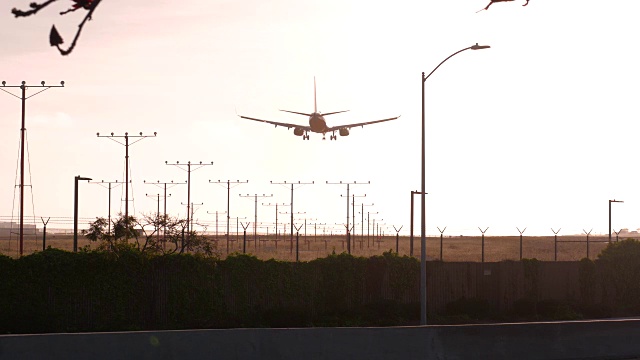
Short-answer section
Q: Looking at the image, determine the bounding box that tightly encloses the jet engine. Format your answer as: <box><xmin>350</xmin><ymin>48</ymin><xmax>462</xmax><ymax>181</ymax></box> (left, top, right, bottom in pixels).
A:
<box><xmin>293</xmin><ymin>127</ymin><xmax>304</xmax><ymax>136</ymax></box>
<box><xmin>339</xmin><ymin>128</ymin><xmax>350</xmax><ymax>137</ymax></box>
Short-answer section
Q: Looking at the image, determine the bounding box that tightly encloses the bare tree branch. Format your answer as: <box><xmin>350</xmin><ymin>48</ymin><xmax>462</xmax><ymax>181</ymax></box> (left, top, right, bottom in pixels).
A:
<box><xmin>477</xmin><ymin>0</ymin><xmax>530</xmax><ymax>13</ymax></box>
<box><xmin>12</xmin><ymin>0</ymin><xmax>102</xmax><ymax>55</ymax></box>
<box><xmin>53</xmin><ymin>0</ymin><xmax>102</xmax><ymax>55</ymax></box>
<box><xmin>12</xmin><ymin>0</ymin><xmax>59</xmax><ymax>17</ymax></box>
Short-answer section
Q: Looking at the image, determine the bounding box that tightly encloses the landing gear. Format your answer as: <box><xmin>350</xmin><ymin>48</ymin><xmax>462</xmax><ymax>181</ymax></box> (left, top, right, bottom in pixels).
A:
<box><xmin>302</xmin><ymin>134</ymin><xmax>310</xmax><ymax>140</ymax></box>
<box><xmin>330</xmin><ymin>133</ymin><xmax>337</xmax><ymax>140</ymax></box>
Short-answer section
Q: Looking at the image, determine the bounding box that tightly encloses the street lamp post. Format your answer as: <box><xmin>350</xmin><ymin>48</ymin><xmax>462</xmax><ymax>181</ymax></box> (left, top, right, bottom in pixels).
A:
<box><xmin>421</xmin><ymin>43</ymin><xmax>490</xmax><ymax>325</ymax></box>
<box><xmin>74</xmin><ymin>175</ymin><xmax>92</xmax><ymax>252</ymax></box>
<box><xmin>609</xmin><ymin>199</ymin><xmax>623</xmax><ymax>243</ymax></box>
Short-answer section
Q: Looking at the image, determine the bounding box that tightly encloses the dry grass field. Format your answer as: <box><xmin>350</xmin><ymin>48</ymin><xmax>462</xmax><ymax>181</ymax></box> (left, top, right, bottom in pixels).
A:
<box><xmin>1</xmin><ymin>232</ymin><xmax>631</xmax><ymax>262</ymax></box>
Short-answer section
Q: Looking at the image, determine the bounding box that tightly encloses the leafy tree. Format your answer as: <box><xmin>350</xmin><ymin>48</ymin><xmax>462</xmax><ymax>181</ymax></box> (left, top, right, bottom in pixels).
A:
<box><xmin>11</xmin><ymin>0</ymin><xmax>102</xmax><ymax>55</ymax></box>
<box><xmin>83</xmin><ymin>213</ymin><xmax>219</xmax><ymax>257</ymax></box>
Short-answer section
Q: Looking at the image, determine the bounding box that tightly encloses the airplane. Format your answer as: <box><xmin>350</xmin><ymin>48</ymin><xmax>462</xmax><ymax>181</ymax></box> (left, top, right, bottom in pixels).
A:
<box><xmin>238</xmin><ymin>78</ymin><xmax>400</xmax><ymax>140</ymax></box>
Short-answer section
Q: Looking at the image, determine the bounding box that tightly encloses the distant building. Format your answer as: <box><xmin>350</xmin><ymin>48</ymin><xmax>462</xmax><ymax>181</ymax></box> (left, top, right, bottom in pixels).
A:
<box><xmin>0</xmin><ymin>222</ymin><xmax>39</xmax><ymax>237</ymax></box>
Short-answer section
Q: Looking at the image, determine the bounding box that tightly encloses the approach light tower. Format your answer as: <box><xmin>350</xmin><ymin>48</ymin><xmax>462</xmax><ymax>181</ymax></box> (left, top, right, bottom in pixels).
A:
<box><xmin>270</xmin><ymin>180</ymin><xmax>314</xmax><ymax>250</ymax></box>
<box><xmin>326</xmin><ymin>180</ymin><xmax>370</xmax><ymax>254</ymax></box>
<box><xmin>97</xmin><ymin>132</ymin><xmax>157</xmax><ymax>219</ymax></box>
<box><xmin>1</xmin><ymin>80</ymin><xmax>64</xmax><ymax>256</ymax></box>
<box><xmin>166</xmin><ymin>161</ymin><xmax>213</xmax><ymax>234</ymax></box>
<box><xmin>210</xmin><ymin>180</ymin><xmax>249</xmax><ymax>253</ymax></box>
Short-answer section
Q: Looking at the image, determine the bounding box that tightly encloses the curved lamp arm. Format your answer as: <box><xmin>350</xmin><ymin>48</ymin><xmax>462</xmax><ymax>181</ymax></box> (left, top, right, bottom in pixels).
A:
<box><xmin>423</xmin><ymin>43</ymin><xmax>490</xmax><ymax>82</ymax></box>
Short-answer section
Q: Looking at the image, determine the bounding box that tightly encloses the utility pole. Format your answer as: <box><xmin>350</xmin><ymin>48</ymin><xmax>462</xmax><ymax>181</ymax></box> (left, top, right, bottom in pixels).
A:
<box><xmin>239</xmin><ymin>194</ymin><xmax>273</xmax><ymax>243</ymax></box>
<box><xmin>1</xmin><ymin>80</ymin><xmax>65</xmax><ymax>256</ymax></box>
<box><xmin>326</xmin><ymin>181</ymin><xmax>370</xmax><ymax>254</ymax></box>
<box><xmin>144</xmin><ymin>180</ymin><xmax>186</xmax><ymax>241</ymax></box>
<box><xmin>166</xmin><ymin>161</ymin><xmax>213</xmax><ymax>234</ymax></box>
<box><xmin>270</xmin><ymin>180</ymin><xmax>314</xmax><ymax>255</ymax></box>
<box><xmin>89</xmin><ymin>180</ymin><xmax>124</xmax><ymax>235</ymax></box>
<box><xmin>210</xmin><ymin>180</ymin><xmax>249</xmax><ymax>253</ymax></box>
<box><xmin>97</xmin><ymin>132</ymin><xmax>157</xmax><ymax>220</ymax></box>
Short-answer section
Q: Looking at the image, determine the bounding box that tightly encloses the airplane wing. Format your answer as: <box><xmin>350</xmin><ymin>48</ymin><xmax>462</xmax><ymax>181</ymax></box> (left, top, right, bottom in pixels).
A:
<box><xmin>325</xmin><ymin>115</ymin><xmax>400</xmax><ymax>132</ymax></box>
<box><xmin>239</xmin><ymin>115</ymin><xmax>312</xmax><ymax>131</ymax></box>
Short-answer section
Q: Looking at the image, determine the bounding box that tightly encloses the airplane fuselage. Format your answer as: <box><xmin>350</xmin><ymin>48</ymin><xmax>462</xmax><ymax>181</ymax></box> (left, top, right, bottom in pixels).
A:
<box><xmin>309</xmin><ymin>113</ymin><xmax>328</xmax><ymax>133</ymax></box>
<box><xmin>238</xmin><ymin>77</ymin><xmax>399</xmax><ymax>140</ymax></box>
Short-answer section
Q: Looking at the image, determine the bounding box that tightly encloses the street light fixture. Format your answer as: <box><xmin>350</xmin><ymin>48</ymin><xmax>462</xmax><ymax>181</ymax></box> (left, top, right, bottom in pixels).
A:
<box><xmin>74</xmin><ymin>175</ymin><xmax>92</xmax><ymax>252</ymax></box>
<box><xmin>421</xmin><ymin>42</ymin><xmax>490</xmax><ymax>325</ymax></box>
<box><xmin>609</xmin><ymin>199</ymin><xmax>624</xmax><ymax>243</ymax></box>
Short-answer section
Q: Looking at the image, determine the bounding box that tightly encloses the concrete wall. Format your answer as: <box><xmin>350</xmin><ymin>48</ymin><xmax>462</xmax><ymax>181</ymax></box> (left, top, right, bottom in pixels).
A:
<box><xmin>2</xmin><ymin>319</ymin><xmax>640</xmax><ymax>360</ymax></box>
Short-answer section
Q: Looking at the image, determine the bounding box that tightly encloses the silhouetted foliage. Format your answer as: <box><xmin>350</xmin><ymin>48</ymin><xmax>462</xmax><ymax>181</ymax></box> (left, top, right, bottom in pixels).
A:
<box><xmin>598</xmin><ymin>239</ymin><xmax>640</xmax><ymax>312</ymax></box>
<box><xmin>83</xmin><ymin>213</ymin><xmax>219</xmax><ymax>257</ymax></box>
<box><xmin>11</xmin><ymin>0</ymin><xmax>102</xmax><ymax>55</ymax></box>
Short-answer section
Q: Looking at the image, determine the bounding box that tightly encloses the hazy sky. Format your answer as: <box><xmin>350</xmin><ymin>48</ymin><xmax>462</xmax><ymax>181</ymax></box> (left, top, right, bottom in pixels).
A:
<box><xmin>1</xmin><ymin>0</ymin><xmax>639</xmax><ymax>237</ymax></box>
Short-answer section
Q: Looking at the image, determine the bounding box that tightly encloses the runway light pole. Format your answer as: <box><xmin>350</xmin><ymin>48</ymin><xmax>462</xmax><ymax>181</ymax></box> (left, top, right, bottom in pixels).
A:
<box><xmin>421</xmin><ymin>43</ymin><xmax>490</xmax><ymax>325</ymax></box>
<box><xmin>609</xmin><ymin>199</ymin><xmax>623</xmax><ymax>243</ymax></box>
<box><xmin>89</xmin><ymin>180</ymin><xmax>124</xmax><ymax>235</ymax></box>
<box><xmin>211</xmin><ymin>180</ymin><xmax>249</xmax><ymax>253</ymax></box>
<box><xmin>327</xmin><ymin>180</ymin><xmax>370</xmax><ymax>255</ymax></box>
<box><xmin>1</xmin><ymin>80</ymin><xmax>64</xmax><ymax>256</ymax></box>
<box><xmin>166</xmin><ymin>161</ymin><xmax>213</xmax><ymax>234</ymax></box>
<box><xmin>74</xmin><ymin>175</ymin><xmax>92</xmax><ymax>252</ymax></box>
<box><xmin>97</xmin><ymin>132</ymin><xmax>157</xmax><ymax>220</ymax></box>
<box><xmin>144</xmin><ymin>180</ymin><xmax>185</xmax><ymax>244</ymax></box>
<box><xmin>271</xmin><ymin>180</ymin><xmax>314</xmax><ymax>254</ymax></box>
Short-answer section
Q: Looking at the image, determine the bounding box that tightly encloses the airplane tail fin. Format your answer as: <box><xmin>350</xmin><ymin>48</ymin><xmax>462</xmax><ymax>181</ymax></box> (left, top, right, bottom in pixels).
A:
<box><xmin>314</xmin><ymin>76</ymin><xmax>317</xmax><ymax>113</ymax></box>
